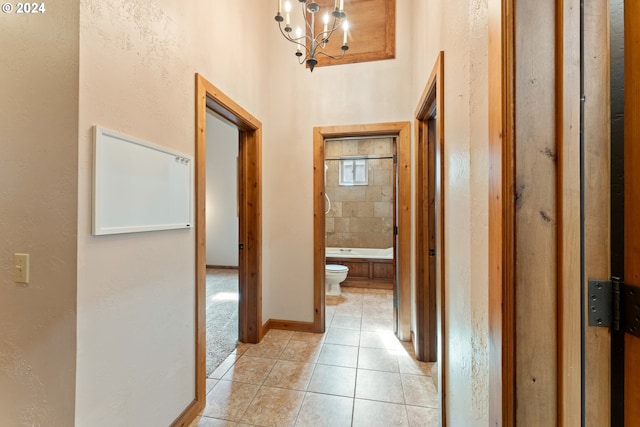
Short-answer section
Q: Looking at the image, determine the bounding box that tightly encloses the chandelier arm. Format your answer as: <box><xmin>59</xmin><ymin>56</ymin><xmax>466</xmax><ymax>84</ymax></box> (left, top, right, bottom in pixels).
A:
<box><xmin>315</xmin><ymin>49</ymin><xmax>347</xmax><ymax>61</ymax></box>
<box><xmin>312</xmin><ymin>14</ymin><xmax>343</xmax><ymax>49</ymax></box>
<box><xmin>278</xmin><ymin>23</ymin><xmax>311</xmax><ymax>54</ymax></box>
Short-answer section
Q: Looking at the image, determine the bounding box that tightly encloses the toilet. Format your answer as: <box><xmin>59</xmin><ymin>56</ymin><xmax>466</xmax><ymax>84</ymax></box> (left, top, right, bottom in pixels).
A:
<box><xmin>325</xmin><ymin>264</ymin><xmax>349</xmax><ymax>296</ymax></box>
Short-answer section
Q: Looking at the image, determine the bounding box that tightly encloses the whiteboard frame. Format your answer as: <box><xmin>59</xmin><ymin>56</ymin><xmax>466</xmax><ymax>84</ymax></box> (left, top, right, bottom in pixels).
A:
<box><xmin>92</xmin><ymin>126</ymin><xmax>194</xmax><ymax>235</ymax></box>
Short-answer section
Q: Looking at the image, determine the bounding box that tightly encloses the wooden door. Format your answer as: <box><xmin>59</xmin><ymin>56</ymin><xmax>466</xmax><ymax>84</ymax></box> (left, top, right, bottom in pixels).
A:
<box><xmin>623</xmin><ymin>1</ymin><xmax>640</xmax><ymax>425</ymax></box>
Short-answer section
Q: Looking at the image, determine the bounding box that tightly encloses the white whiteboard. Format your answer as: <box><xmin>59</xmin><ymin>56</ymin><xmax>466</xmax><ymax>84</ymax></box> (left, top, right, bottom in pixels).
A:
<box><xmin>92</xmin><ymin>126</ymin><xmax>193</xmax><ymax>235</ymax></box>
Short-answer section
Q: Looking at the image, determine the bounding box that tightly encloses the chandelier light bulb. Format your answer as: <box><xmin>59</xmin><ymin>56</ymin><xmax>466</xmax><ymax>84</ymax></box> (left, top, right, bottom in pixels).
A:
<box><xmin>342</xmin><ymin>20</ymin><xmax>349</xmax><ymax>45</ymax></box>
<box><xmin>274</xmin><ymin>0</ymin><xmax>349</xmax><ymax>72</ymax></box>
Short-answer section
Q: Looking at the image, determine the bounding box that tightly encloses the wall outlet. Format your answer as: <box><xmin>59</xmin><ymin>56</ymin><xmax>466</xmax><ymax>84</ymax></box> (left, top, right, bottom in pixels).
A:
<box><xmin>14</xmin><ymin>253</ymin><xmax>29</xmax><ymax>283</ymax></box>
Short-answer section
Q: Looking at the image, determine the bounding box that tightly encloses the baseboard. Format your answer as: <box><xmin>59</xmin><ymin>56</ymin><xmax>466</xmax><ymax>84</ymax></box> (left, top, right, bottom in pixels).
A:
<box><xmin>342</xmin><ymin>280</ymin><xmax>393</xmax><ymax>290</ymax></box>
<box><xmin>262</xmin><ymin>319</ymin><xmax>316</xmax><ymax>337</ymax></box>
<box><xmin>170</xmin><ymin>398</ymin><xmax>202</xmax><ymax>427</ymax></box>
<box><xmin>206</xmin><ymin>265</ymin><xmax>239</xmax><ymax>270</ymax></box>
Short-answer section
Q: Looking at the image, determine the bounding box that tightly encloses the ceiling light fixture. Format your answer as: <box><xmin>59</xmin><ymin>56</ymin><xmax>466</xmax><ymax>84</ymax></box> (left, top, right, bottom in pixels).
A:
<box><xmin>275</xmin><ymin>0</ymin><xmax>349</xmax><ymax>72</ymax></box>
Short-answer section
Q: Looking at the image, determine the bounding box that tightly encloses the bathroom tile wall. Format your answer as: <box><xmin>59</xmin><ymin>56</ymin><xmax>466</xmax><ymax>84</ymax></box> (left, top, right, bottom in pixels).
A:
<box><xmin>325</xmin><ymin>138</ymin><xmax>394</xmax><ymax>249</ymax></box>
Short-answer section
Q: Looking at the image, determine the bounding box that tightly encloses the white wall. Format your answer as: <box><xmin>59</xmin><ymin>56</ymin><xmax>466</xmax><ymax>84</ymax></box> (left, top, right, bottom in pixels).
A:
<box><xmin>411</xmin><ymin>0</ymin><xmax>490</xmax><ymax>425</ymax></box>
<box><xmin>75</xmin><ymin>1</ymin><xmax>270</xmax><ymax>425</ymax></box>
<box><xmin>206</xmin><ymin>112</ymin><xmax>239</xmax><ymax>267</ymax></box>
<box><xmin>0</xmin><ymin>2</ymin><xmax>79</xmax><ymax>426</ymax></box>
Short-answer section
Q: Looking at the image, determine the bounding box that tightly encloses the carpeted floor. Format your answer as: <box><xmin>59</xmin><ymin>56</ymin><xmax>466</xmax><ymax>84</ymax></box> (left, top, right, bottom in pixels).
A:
<box><xmin>205</xmin><ymin>268</ymin><xmax>239</xmax><ymax>377</ymax></box>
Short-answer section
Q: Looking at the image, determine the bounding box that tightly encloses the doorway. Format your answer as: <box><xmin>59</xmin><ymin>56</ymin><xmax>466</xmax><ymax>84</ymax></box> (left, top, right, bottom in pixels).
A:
<box><xmin>175</xmin><ymin>74</ymin><xmax>263</xmax><ymax>425</ymax></box>
<box><xmin>204</xmin><ymin>111</ymin><xmax>239</xmax><ymax>377</ymax></box>
<box><xmin>312</xmin><ymin>122</ymin><xmax>411</xmax><ymax>339</ymax></box>
<box><xmin>414</xmin><ymin>51</ymin><xmax>445</xmax><ymax>425</ymax></box>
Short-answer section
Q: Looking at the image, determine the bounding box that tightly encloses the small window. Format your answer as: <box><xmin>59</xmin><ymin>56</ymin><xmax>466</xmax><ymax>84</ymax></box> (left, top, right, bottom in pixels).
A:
<box><xmin>339</xmin><ymin>158</ymin><xmax>368</xmax><ymax>186</ymax></box>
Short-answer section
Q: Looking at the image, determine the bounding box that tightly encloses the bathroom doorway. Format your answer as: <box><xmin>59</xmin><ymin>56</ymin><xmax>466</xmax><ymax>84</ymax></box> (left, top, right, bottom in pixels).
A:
<box><xmin>312</xmin><ymin>122</ymin><xmax>411</xmax><ymax>339</ymax></box>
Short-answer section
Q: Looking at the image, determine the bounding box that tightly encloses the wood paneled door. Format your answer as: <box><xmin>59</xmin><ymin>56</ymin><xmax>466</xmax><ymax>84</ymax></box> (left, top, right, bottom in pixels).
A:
<box><xmin>620</xmin><ymin>1</ymin><xmax>640</xmax><ymax>424</ymax></box>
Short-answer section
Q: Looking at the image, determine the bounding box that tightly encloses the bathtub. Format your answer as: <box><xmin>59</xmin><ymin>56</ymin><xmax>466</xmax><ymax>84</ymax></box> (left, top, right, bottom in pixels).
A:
<box><xmin>325</xmin><ymin>247</ymin><xmax>395</xmax><ymax>288</ymax></box>
<box><xmin>326</xmin><ymin>247</ymin><xmax>393</xmax><ymax>259</ymax></box>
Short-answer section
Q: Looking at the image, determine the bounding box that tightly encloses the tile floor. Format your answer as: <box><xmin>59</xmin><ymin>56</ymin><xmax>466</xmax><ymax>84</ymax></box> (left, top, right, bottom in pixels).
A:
<box><xmin>190</xmin><ymin>287</ymin><xmax>439</xmax><ymax>427</ymax></box>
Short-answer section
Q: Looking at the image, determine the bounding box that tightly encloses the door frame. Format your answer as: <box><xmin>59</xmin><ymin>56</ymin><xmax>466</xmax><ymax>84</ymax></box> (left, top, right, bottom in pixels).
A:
<box><xmin>312</xmin><ymin>122</ymin><xmax>411</xmax><ymax>338</ymax></box>
<box><xmin>172</xmin><ymin>74</ymin><xmax>263</xmax><ymax>426</ymax></box>
<box><xmin>414</xmin><ymin>51</ymin><xmax>446</xmax><ymax>426</ymax></box>
<box><xmin>414</xmin><ymin>51</ymin><xmax>444</xmax><ymax>365</ymax></box>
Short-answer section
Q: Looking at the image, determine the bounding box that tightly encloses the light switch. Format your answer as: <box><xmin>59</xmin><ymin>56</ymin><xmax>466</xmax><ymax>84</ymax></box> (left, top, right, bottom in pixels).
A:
<box><xmin>14</xmin><ymin>253</ymin><xmax>29</xmax><ymax>283</ymax></box>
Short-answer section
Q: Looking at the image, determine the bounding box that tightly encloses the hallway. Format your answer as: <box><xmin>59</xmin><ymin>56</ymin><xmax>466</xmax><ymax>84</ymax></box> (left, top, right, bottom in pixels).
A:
<box><xmin>190</xmin><ymin>287</ymin><xmax>438</xmax><ymax>426</ymax></box>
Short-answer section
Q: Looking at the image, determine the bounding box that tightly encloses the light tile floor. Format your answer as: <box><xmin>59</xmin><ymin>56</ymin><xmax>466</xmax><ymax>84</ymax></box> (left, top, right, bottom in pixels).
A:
<box><xmin>191</xmin><ymin>287</ymin><xmax>439</xmax><ymax>427</ymax></box>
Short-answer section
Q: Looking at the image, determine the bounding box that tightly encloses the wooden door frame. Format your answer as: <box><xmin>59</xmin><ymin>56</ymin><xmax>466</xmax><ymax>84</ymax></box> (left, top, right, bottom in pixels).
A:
<box><xmin>172</xmin><ymin>74</ymin><xmax>263</xmax><ymax>427</ymax></box>
<box><xmin>414</xmin><ymin>51</ymin><xmax>444</xmax><ymax>365</ymax></box>
<box><xmin>488</xmin><ymin>0</ymin><xmax>516</xmax><ymax>424</ymax></box>
<box><xmin>312</xmin><ymin>122</ymin><xmax>411</xmax><ymax>338</ymax></box>
<box><xmin>488</xmin><ymin>0</ymin><xmax>597</xmax><ymax>424</ymax></box>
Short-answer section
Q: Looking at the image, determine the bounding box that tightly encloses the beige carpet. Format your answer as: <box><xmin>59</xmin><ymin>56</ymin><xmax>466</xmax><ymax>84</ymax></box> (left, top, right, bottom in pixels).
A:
<box><xmin>206</xmin><ymin>269</ymin><xmax>239</xmax><ymax>377</ymax></box>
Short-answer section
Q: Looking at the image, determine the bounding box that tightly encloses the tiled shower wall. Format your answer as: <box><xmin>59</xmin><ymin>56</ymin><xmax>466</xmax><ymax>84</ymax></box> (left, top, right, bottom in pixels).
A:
<box><xmin>325</xmin><ymin>138</ymin><xmax>394</xmax><ymax>249</ymax></box>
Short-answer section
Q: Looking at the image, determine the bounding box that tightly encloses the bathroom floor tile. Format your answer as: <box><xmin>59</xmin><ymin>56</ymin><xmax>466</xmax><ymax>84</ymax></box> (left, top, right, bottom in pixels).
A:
<box><xmin>195</xmin><ymin>277</ymin><xmax>439</xmax><ymax>425</ymax></box>
<box><xmin>240</xmin><ymin>386</ymin><xmax>305</xmax><ymax>427</ymax></box>
<box><xmin>330</xmin><ymin>314</ymin><xmax>362</xmax><ymax>330</ymax></box>
<box><xmin>242</xmin><ymin>338</ymin><xmax>289</xmax><ymax>359</ymax></box>
<box><xmin>206</xmin><ymin>379</ymin><xmax>219</xmax><ymax>394</ymax></box>
<box><xmin>307</xmin><ymin>364</ymin><xmax>356</xmax><ymax>397</ymax></box>
<box><xmin>352</xmin><ymin>399</ymin><xmax>409</xmax><ymax>427</ymax></box>
<box><xmin>360</xmin><ymin>315</ymin><xmax>394</xmax><ymax>332</ymax></box>
<box><xmin>294</xmin><ymin>392</ymin><xmax>354</xmax><ymax>427</ymax></box>
<box><xmin>221</xmin><ymin>356</ymin><xmax>276</xmax><ymax>384</ymax></box>
<box><xmin>262</xmin><ymin>329</ymin><xmax>295</xmax><ymax>341</ymax></box>
<box><xmin>355</xmin><ymin>369</ymin><xmax>405</xmax><ymax>404</ymax></box>
<box><xmin>401</xmin><ymin>374</ymin><xmax>438</xmax><ymax>407</ymax></box>
<box><xmin>398</xmin><ymin>354</ymin><xmax>436</xmax><ymax>376</ymax></box>
<box><xmin>202</xmin><ymin>380</ymin><xmax>259</xmax><ymax>421</ymax></box>
<box><xmin>263</xmin><ymin>360</ymin><xmax>315</xmax><ymax>390</ymax></box>
<box><xmin>280</xmin><ymin>340</ymin><xmax>323</xmax><ymax>363</ymax></box>
<box><xmin>324</xmin><ymin>328</ymin><xmax>360</xmax><ymax>346</ymax></box>
<box><xmin>291</xmin><ymin>331</ymin><xmax>324</xmax><ymax>343</ymax></box>
<box><xmin>406</xmin><ymin>405</ymin><xmax>439</xmax><ymax>426</ymax></box>
<box><xmin>359</xmin><ymin>330</ymin><xmax>403</xmax><ymax>350</ymax></box>
<box><xmin>334</xmin><ymin>304</ymin><xmax>364</xmax><ymax>316</ymax></box>
<box><xmin>357</xmin><ymin>347</ymin><xmax>399</xmax><ymax>372</ymax></box>
<box><xmin>189</xmin><ymin>415</ymin><xmax>239</xmax><ymax>427</ymax></box>
<box><xmin>317</xmin><ymin>343</ymin><xmax>359</xmax><ymax>368</ymax></box>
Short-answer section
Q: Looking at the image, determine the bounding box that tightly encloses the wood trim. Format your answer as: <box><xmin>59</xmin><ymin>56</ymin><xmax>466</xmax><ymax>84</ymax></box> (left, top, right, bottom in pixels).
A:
<box><xmin>582</xmin><ymin>1</ymin><xmax>611</xmax><ymax>425</ymax></box>
<box><xmin>206</xmin><ymin>265</ymin><xmax>239</xmax><ymax>270</ymax></box>
<box><xmin>556</xmin><ymin>0</ymin><xmax>582</xmax><ymax>424</ymax></box>
<box><xmin>414</xmin><ymin>51</ymin><xmax>444</xmax><ymax>364</ymax></box>
<box><xmin>488</xmin><ymin>0</ymin><xmax>516</xmax><ymax>425</ymax></box>
<box><xmin>311</xmin><ymin>0</ymin><xmax>396</xmax><ymax>69</ymax></box>
<box><xmin>171</xmin><ymin>74</ymin><xmax>263</xmax><ymax>427</ymax></box>
<box><xmin>414</xmin><ymin>51</ymin><xmax>445</xmax><ymax>425</ymax></box>
<box><xmin>262</xmin><ymin>319</ymin><xmax>316</xmax><ymax>334</ymax></box>
<box><xmin>313</xmin><ymin>122</ymin><xmax>411</xmax><ymax>339</ymax></box>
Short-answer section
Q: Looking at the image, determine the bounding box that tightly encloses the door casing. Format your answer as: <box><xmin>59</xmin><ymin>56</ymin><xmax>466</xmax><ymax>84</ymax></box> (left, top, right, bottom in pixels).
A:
<box><xmin>172</xmin><ymin>74</ymin><xmax>263</xmax><ymax>427</ymax></box>
<box><xmin>312</xmin><ymin>122</ymin><xmax>411</xmax><ymax>338</ymax></box>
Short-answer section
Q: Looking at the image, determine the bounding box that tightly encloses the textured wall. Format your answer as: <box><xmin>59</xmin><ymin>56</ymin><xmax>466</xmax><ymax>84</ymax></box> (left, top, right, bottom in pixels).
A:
<box><xmin>75</xmin><ymin>1</ymin><xmax>270</xmax><ymax>425</ymax></box>
<box><xmin>411</xmin><ymin>0</ymin><xmax>490</xmax><ymax>425</ymax></box>
<box><xmin>0</xmin><ymin>1</ymin><xmax>79</xmax><ymax>425</ymax></box>
<box><xmin>325</xmin><ymin>139</ymin><xmax>394</xmax><ymax>249</ymax></box>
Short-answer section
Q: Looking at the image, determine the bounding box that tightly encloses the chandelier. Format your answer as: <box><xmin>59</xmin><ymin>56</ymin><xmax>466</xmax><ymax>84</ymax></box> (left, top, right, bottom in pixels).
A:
<box><xmin>275</xmin><ymin>0</ymin><xmax>349</xmax><ymax>72</ymax></box>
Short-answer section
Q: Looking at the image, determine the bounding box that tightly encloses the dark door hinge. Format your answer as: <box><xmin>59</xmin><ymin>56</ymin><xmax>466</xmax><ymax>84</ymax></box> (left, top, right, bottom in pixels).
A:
<box><xmin>239</xmin><ymin>243</ymin><xmax>244</xmax><ymax>250</ymax></box>
<box><xmin>588</xmin><ymin>277</ymin><xmax>640</xmax><ymax>338</ymax></box>
<box><xmin>394</xmin><ymin>226</ymin><xmax>398</xmax><ymax>235</ymax></box>
<box><xmin>428</xmin><ymin>248</ymin><xmax>435</xmax><ymax>257</ymax></box>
